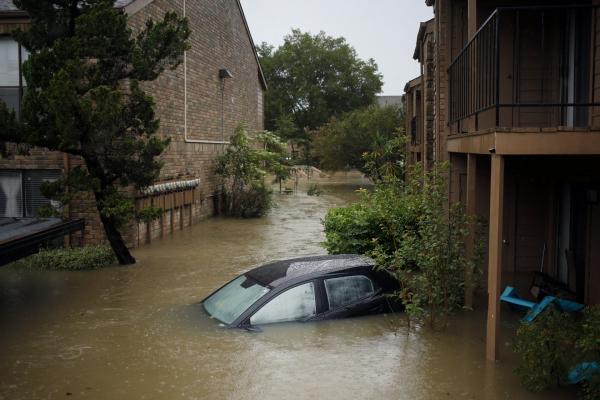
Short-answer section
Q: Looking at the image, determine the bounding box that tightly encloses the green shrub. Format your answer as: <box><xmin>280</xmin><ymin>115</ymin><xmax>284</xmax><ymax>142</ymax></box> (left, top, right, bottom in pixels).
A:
<box><xmin>236</xmin><ymin>181</ymin><xmax>273</xmax><ymax>218</ymax></box>
<box><xmin>322</xmin><ymin>162</ymin><xmax>484</xmax><ymax>327</ymax></box>
<box><xmin>577</xmin><ymin>305</ymin><xmax>600</xmax><ymax>400</ymax></box>
<box><xmin>513</xmin><ymin>305</ymin><xmax>600</xmax><ymax>397</ymax></box>
<box><xmin>216</xmin><ymin>125</ymin><xmax>287</xmax><ymax>218</ymax></box>
<box><xmin>514</xmin><ymin>306</ymin><xmax>581</xmax><ymax>392</ymax></box>
<box><xmin>323</xmin><ymin>184</ymin><xmax>415</xmax><ymax>255</ymax></box>
<box><xmin>11</xmin><ymin>245</ymin><xmax>116</xmax><ymax>270</ymax></box>
<box><xmin>580</xmin><ymin>374</ymin><xmax>600</xmax><ymax>400</ymax></box>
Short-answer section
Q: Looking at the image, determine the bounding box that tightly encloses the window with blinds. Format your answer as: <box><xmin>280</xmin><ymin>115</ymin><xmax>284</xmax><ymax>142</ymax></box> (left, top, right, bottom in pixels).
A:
<box><xmin>0</xmin><ymin>37</ymin><xmax>29</xmax><ymax>119</ymax></box>
<box><xmin>0</xmin><ymin>169</ymin><xmax>61</xmax><ymax>218</ymax></box>
<box><xmin>257</xmin><ymin>88</ymin><xmax>263</xmax><ymax>122</ymax></box>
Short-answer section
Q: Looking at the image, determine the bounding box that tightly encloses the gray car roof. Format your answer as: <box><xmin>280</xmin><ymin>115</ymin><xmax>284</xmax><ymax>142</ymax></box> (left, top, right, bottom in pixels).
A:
<box><xmin>246</xmin><ymin>254</ymin><xmax>375</xmax><ymax>288</ymax></box>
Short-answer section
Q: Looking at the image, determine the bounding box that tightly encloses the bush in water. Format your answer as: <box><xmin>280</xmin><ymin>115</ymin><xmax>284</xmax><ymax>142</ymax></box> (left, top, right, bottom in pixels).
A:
<box><xmin>323</xmin><ymin>162</ymin><xmax>485</xmax><ymax>328</ymax></box>
<box><xmin>11</xmin><ymin>246</ymin><xmax>116</xmax><ymax>270</ymax></box>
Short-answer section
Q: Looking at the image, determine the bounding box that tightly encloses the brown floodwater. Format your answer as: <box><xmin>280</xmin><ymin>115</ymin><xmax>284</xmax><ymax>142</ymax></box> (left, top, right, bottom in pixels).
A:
<box><xmin>0</xmin><ymin>178</ymin><xmax>576</xmax><ymax>400</ymax></box>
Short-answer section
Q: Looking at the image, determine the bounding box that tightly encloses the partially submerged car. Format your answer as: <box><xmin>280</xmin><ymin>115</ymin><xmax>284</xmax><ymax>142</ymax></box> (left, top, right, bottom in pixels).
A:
<box><xmin>202</xmin><ymin>254</ymin><xmax>400</xmax><ymax>329</ymax></box>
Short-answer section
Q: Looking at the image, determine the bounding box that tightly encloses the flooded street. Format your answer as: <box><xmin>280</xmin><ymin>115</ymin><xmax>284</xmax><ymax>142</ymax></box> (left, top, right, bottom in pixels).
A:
<box><xmin>0</xmin><ymin>179</ymin><xmax>574</xmax><ymax>400</ymax></box>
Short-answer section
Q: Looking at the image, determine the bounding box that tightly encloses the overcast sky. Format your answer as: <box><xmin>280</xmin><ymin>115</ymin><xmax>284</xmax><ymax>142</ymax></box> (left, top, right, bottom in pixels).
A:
<box><xmin>239</xmin><ymin>1</ymin><xmax>433</xmax><ymax>96</ymax></box>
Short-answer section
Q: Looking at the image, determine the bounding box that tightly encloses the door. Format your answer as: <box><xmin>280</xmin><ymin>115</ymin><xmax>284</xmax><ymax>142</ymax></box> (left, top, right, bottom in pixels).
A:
<box><xmin>585</xmin><ymin>190</ymin><xmax>600</xmax><ymax>305</ymax></box>
<box><xmin>249</xmin><ymin>282</ymin><xmax>317</xmax><ymax>325</ymax></box>
<box><xmin>319</xmin><ymin>275</ymin><xmax>384</xmax><ymax>319</ymax></box>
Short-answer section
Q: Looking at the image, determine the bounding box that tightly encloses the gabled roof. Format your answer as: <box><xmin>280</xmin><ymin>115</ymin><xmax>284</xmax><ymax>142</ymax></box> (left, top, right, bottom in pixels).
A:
<box><xmin>413</xmin><ymin>18</ymin><xmax>434</xmax><ymax>61</ymax></box>
<box><xmin>0</xmin><ymin>0</ymin><xmax>267</xmax><ymax>89</ymax></box>
<box><xmin>404</xmin><ymin>76</ymin><xmax>422</xmax><ymax>93</ymax></box>
<box><xmin>234</xmin><ymin>0</ymin><xmax>267</xmax><ymax>90</ymax></box>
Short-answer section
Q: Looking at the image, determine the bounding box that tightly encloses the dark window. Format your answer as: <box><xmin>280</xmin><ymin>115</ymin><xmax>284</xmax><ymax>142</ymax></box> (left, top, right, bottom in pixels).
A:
<box><xmin>0</xmin><ymin>36</ymin><xmax>28</xmax><ymax>119</ymax></box>
<box><xmin>410</xmin><ymin>117</ymin><xmax>417</xmax><ymax>144</ymax></box>
<box><xmin>0</xmin><ymin>170</ymin><xmax>61</xmax><ymax>218</ymax></box>
<box><xmin>324</xmin><ymin>275</ymin><xmax>375</xmax><ymax>309</ymax></box>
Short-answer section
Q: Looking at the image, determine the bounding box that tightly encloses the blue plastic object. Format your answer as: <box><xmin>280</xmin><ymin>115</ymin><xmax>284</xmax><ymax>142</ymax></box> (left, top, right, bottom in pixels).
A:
<box><xmin>568</xmin><ymin>362</ymin><xmax>600</xmax><ymax>384</ymax></box>
<box><xmin>500</xmin><ymin>286</ymin><xmax>535</xmax><ymax>310</ymax></box>
<box><xmin>499</xmin><ymin>286</ymin><xmax>584</xmax><ymax>323</ymax></box>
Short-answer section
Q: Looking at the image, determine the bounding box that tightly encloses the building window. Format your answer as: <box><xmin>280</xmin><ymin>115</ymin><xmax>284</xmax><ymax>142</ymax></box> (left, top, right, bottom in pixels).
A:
<box><xmin>0</xmin><ymin>170</ymin><xmax>61</xmax><ymax>218</ymax></box>
<box><xmin>257</xmin><ymin>88</ymin><xmax>263</xmax><ymax>122</ymax></box>
<box><xmin>0</xmin><ymin>36</ymin><xmax>28</xmax><ymax>119</ymax></box>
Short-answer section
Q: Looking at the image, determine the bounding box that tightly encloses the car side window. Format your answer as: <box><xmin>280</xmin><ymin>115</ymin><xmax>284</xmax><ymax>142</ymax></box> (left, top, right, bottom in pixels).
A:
<box><xmin>324</xmin><ymin>275</ymin><xmax>375</xmax><ymax>310</ymax></box>
<box><xmin>250</xmin><ymin>282</ymin><xmax>316</xmax><ymax>325</ymax></box>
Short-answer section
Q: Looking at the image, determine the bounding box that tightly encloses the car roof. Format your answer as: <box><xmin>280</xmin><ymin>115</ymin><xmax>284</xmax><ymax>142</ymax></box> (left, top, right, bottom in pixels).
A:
<box><xmin>245</xmin><ymin>254</ymin><xmax>375</xmax><ymax>288</ymax></box>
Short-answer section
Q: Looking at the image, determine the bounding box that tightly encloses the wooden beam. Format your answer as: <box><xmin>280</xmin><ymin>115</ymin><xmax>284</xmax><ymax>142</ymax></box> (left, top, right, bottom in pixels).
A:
<box><xmin>468</xmin><ymin>0</ymin><xmax>478</xmax><ymax>38</ymax></box>
<box><xmin>465</xmin><ymin>154</ymin><xmax>477</xmax><ymax>309</ymax></box>
<box><xmin>486</xmin><ymin>154</ymin><xmax>504</xmax><ymax>361</ymax></box>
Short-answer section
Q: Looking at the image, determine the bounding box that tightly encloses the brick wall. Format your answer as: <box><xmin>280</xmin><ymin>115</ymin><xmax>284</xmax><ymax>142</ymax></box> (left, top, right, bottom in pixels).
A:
<box><xmin>424</xmin><ymin>30</ymin><xmax>436</xmax><ymax>169</ymax></box>
<box><xmin>0</xmin><ymin>0</ymin><xmax>265</xmax><ymax>247</ymax></box>
<box><xmin>434</xmin><ymin>0</ymin><xmax>451</xmax><ymax>162</ymax></box>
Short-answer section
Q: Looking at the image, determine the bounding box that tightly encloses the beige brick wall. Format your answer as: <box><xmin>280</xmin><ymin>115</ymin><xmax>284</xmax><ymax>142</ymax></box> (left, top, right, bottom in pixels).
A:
<box><xmin>434</xmin><ymin>0</ymin><xmax>451</xmax><ymax>162</ymax></box>
<box><xmin>0</xmin><ymin>0</ymin><xmax>265</xmax><ymax>247</ymax></box>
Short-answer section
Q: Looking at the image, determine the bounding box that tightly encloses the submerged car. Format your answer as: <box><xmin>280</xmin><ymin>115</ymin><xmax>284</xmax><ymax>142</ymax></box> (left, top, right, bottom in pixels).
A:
<box><xmin>202</xmin><ymin>254</ymin><xmax>400</xmax><ymax>328</ymax></box>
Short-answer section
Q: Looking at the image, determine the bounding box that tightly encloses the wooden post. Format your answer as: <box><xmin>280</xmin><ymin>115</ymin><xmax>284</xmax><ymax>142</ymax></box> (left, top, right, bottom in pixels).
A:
<box><xmin>486</xmin><ymin>154</ymin><xmax>505</xmax><ymax>361</ymax></box>
<box><xmin>465</xmin><ymin>153</ymin><xmax>477</xmax><ymax>309</ymax></box>
<box><xmin>63</xmin><ymin>153</ymin><xmax>71</xmax><ymax>248</ymax></box>
<box><xmin>468</xmin><ymin>0</ymin><xmax>478</xmax><ymax>38</ymax></box>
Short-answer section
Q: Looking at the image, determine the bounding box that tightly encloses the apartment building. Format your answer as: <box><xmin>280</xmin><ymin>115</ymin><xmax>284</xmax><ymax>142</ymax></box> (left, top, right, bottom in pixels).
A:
<box><xmin>0</xmin><ymin>0</ymin><xmax>266</xmax><ymax>247</ymax></box>
<box><xmin>406</xmin><ymin>0</ymin><xmax>600</xmax><ymax>361</ymax></box>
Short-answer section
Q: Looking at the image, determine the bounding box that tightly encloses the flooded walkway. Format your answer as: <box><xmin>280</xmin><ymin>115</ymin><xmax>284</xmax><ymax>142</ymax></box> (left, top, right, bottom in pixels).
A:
<box><xmin>0</xmin><ymin>179</ymin><xmax>574</xmax><ymax>399</ymax></box>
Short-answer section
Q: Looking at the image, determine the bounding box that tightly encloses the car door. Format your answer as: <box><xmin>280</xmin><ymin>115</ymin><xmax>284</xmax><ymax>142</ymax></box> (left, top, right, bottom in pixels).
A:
<box><xmin>319</xmin><ymin>274</ymin><xmax>386</xmax><ymax>320</ymax></box>
<box><xmin>248</xmin><ymin>281</ymin><xmax>318</xmax><ymax>326</ymax></box>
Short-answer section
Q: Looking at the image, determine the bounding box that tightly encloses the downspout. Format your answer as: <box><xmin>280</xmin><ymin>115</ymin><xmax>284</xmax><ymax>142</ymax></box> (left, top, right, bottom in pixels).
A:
<box><xmin>182</xmin><ymin>0</ymin><xmax>229</xmax><ymax>145</ymax></box>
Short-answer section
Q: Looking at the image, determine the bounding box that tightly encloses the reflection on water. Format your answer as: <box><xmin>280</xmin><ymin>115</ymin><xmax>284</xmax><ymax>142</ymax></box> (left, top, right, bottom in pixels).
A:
<box><xmin>0</xmin><ymin>179</ymin><xmax>574</xmax><ymax>399</ymax></box>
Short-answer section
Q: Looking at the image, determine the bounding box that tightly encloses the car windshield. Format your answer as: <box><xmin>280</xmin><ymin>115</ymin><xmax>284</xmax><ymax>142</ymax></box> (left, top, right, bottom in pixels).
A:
<box><xmin>203</xmin><ymin>275</ymin><xmax>270</xmax><ymax>325</ymax></box>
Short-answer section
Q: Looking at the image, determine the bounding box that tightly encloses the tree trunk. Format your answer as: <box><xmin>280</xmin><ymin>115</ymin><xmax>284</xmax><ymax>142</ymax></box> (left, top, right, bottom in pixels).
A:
<box><xmin>94</xmin><ymin>192</ymin><xmax>136</xmax><ymax>265</ymax></box>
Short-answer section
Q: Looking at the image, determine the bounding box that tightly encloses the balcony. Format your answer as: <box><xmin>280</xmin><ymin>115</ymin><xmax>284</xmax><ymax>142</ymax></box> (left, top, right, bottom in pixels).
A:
<box><xmin>448</xmin><ymin>5</ymin><xmax>600</xmax><ymax>142</ymax></box>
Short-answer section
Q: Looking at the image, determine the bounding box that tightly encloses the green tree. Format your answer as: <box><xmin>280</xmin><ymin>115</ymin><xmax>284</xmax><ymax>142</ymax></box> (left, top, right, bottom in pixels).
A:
<box><xmin>0</xmin><ymin>0</ymin><xmax>190</xmax><ymax>265</ymax></box>
<box><xmin>313</xmin><ymin>105</ymin><xmax>404</xmax><ymax>172</ymax></box>
<box><xmin>257</xmin><ymin>30</ymin><xmax>383</xmax><ymax>143</ymax></box>
<box><xmin>216</xmin><ymin>125</ymin><xmax>288</xmax><ymax>218</ymax></box>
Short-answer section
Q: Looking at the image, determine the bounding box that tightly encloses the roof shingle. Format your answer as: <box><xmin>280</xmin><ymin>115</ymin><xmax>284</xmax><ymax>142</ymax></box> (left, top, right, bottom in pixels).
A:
<box><xmin>0</xmin><ymin>0</ymin><xmax>135</xmax><ymax>11</ymax></box>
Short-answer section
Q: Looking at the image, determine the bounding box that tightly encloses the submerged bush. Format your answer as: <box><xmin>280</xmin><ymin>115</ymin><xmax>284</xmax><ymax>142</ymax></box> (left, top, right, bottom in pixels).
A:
<box><xmin>231</xmin><ymin>181</ymin><xmax>273</xmax><ymax>218</ymax></box>
<box><xmin>11</xmin><ymin>245</ymin><xmax>116</xmax><ymax>270</ymax></box>
<box><xmin>323</xmin><ymin>184</ymin><xmax>415</xmax><ymax>256</ymax></box>
<box><xmin>513</xmin><ymin>304</ymin><xmax>600</xmax><ymax>398</ymax></box>
<box><xmin>577</xmin><ymin>305</ymin><xmax>600</xmax><ymax>400</ymax></box>
<box><xmin>322</xmin><ymin>162</ymin><xmax>484</xmax><ymax>327</ymax></box>
<box><xmin>514</xmin><ymin>307</ymin><xmax>579</xmax><ymax>391</ymax></box>
<box><xmin>216</xmin><ymin>125</ymin><xmax>287</xmax><ymax>218</ymax></box>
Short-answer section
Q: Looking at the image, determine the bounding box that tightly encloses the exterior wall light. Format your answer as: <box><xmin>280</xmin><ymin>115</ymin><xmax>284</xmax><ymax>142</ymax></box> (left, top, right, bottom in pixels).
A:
<box><xmin>219</xmin><ymin>68</ymin><xmax>233</xmax><ymax>79</ymax></box>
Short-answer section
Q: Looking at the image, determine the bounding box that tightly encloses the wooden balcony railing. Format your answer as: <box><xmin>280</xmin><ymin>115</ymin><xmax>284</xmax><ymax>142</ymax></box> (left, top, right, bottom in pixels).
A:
<box><xmin>448</xmin><ymin>5</ymin><xmax>600</xmax><ymax>130</ymax></box>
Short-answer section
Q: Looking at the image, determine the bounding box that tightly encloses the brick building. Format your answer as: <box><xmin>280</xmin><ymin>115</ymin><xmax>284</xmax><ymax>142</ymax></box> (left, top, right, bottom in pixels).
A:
<box><xmin>0</xmin><ymin>0</ymin><xmax>266</xmax><ymax>247</ymax></box>
<box><xmin>406</xmin><ymin>0</ymin><xmax>600</xmax><ymax>360</ymax></box>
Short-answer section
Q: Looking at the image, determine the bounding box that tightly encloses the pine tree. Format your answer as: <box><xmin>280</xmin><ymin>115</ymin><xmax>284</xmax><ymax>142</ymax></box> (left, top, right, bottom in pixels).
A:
<box><xmin>0</xmin><ymin>0</ymin><xmax>190</xmax><ymax>264</ymax></box>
